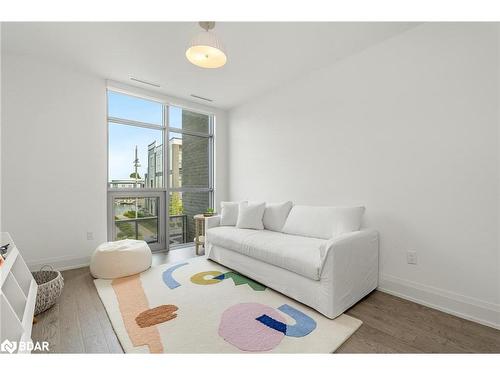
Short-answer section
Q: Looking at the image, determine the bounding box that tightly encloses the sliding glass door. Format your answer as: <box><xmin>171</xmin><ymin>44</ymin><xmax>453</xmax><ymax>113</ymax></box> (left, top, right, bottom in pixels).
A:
<box><xmin>107</xmin><ymin>90</ymin><xmax>214</xmax><ymax>251</ymax></box>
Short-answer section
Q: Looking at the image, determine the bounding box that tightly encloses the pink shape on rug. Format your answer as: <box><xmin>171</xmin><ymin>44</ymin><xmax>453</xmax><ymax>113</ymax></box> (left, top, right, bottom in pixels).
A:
<box><xmin>218</xmin><ymin>302</ymin><xmax>286</xmax><ymax>352</ymax></box>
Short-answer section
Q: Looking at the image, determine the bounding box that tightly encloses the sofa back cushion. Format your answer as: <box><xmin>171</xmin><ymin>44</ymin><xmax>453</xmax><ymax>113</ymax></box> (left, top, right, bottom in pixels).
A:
<box><xmin>282</xmin><ymin>205</ymin><xmax>365</xmax><ymax>239</ymax></box>
<box><xmin>236</xmin><ymin>202</ymin><xmax>266</xmax><ymax>230</ymax></box>
<box><xmin>263</xmin><ymin>201</ymin><xmax>293</xmax><ymax>232</ymax></box>
<box><xmin>220</xmin><ymin>201</ymin><xmax>246</xmax><ymax>226</ymax></box>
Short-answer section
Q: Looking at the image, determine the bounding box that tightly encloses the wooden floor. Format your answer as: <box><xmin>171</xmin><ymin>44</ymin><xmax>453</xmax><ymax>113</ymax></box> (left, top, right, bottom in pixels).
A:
<box><xmin>31</xmin><ymin>247</ymin><xmax>500</xmax><ymax>354</ymax></box>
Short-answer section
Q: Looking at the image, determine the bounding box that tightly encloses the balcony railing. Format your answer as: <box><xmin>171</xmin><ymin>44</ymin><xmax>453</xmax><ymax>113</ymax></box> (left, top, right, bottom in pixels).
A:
<box><xmin>114</xmin><ymin>214</ymin><xmax>188</xmax><ymax>247</ymax></box>
<box><xmin>169</xmin><ymin>214</ymin><xmax>188</xmax><ymax>245</ymax></box>
<box><xmin>114</xmin><ymin>215</ymin><xmax>159</xmax><ymax>244</ymax></box>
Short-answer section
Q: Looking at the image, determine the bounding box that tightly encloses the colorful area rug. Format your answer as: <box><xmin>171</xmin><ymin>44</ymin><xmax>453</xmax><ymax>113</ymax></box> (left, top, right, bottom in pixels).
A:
<box><xmin>94</xmin><ymin>257</ymin><xmax>362</xmax><ymax>353</ymax></box>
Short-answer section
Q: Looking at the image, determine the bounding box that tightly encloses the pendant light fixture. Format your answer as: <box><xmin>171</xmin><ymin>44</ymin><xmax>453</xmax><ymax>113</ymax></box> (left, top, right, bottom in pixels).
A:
<box><xmin>186</xmin><ymin>22</ymin><xmax>227</xmax><ymax>69</ymax></box>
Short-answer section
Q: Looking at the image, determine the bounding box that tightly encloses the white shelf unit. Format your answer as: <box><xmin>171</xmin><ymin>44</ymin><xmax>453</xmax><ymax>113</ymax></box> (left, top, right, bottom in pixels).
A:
<box><xmin>0</xmin><ymin>232</ymin><xmax>38</xmax><ymax>354</ymax></box>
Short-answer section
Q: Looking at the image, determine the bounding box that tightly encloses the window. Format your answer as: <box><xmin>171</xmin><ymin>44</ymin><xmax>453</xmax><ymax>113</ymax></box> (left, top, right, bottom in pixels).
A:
<box><xmin>113</xmin><ymin>196</ymin><xmax>160</xmax><ymax>244</ymax></box>
<box><xmin>107</xmin><ymin>90</ymin><xmax>214</xmax><ymax>251</ymax></box>
<box><xmin>168</xmin><ymin>106</ymin><xmax>210</xmax><ymax>134</ymax></box>
<box><xmin>108</xmin><ymin>123</ymin><xmax>163</xmax><ymax>188</ymax></box>
<box><xmin>168</xmin><ymin>132</ymin><xmax>209</xmax><ymax>188</ymax></box>
<box><xmin>108</xmin><ymin>91</ymin><xmax>162</xmax><ymax>125</ymax></box>
<box><xmin>167</xmin><ymin>106</ymin><xmax>213</xmax><ymax>246</ymax></box>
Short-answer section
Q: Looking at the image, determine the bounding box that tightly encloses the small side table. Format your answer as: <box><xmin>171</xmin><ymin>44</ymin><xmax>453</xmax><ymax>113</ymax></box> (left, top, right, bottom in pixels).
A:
<box><xmin>193</xmin><ymin>214</ymin><xmax>206</xmax><ymax>255</ymax></box>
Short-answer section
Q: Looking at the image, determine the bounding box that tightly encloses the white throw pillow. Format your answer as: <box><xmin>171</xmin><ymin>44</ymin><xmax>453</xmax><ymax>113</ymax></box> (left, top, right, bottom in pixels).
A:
<box><xmin>220</xmin><ymin>201</ymin><xmax>245</xmax><ymax>226</ymax></box>
<box><xmin>236</xmin><ymin>202</ymin><xmax>266</xmax><ymax>230</ymax></box>
<box><xmin>263</xmin><ymin>201</ymin><xmax>293</xmax><ymax>232</ymax></box>
<box><xmin>282</xmin><ymin>205</ymin><xmax>365</xmax><ymax>239</ymax></box>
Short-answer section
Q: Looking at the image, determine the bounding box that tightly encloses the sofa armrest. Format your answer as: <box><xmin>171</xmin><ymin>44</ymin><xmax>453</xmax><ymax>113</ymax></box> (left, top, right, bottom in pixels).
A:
<box><xmin>318</xmin><ymin>229</ymin><xmax>379</xmax><ymax>317</ymax></box>
<box><xmin>320</xmin><ymin>229</ymin><xmax>379</xmax><ymax>275</ymax></box>
<box><xmin>205</xmin><ymin>215</ymin><xmax>221</xmax><ymax>231</ymax></box>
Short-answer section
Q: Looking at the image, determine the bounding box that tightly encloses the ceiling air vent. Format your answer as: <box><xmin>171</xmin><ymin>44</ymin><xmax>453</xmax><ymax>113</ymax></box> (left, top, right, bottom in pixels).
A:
<box><xmin>130</xmin><ymin>76</ymin><xmax>161</xmax><ymax>88</ymax></box>
<box><xmin>190</xmin><ymin>94</ymin><xmax>213</xmax><ymax>102</ymax></box>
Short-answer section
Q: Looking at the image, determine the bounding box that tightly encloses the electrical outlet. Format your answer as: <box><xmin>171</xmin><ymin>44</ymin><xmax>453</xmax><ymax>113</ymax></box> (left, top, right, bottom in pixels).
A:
<box><xmin>407</xmin><ymin>250</ymin><xmax>417</xmax><ymax>265</ymax></box>
<box><xmin>86</xmin><ymin>232</ymin><xmax>94</xmax><ymax>241</ymax></box>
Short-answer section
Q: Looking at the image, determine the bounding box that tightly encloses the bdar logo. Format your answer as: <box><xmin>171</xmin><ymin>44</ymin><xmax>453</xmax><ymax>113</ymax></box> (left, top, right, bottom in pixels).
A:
<box><xmin>1</xmin><ymin>339</ymin><xmax>17</xmax><ymax>354</ymax></box>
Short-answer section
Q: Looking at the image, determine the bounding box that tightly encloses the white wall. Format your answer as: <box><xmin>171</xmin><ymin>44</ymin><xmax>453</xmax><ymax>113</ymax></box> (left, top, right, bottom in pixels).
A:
<box><xmin>228</xmin><ymin>23</ymin><xmax>500</xmax><ymax>328</ymax></box>
<box><xmin>0</xmin><ymin>24</ymin><xmax>2</xmax><ymax>233</ymax></box>
<box><xmin>2</xmin><ymin>53</ymin><xmax>108</xmax><ymax>269</ymax></box>
<box><xmin>1</xmin><ymin>53</ymin><xmax>228</xmax><ymax>270</ymax></box>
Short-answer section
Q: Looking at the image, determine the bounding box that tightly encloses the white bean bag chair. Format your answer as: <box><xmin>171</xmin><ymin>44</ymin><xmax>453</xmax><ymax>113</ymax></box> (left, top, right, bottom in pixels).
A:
<box><xmin>90</xmin><ymin>239</ymin><xmax>152</xmax><ymax>279</ymax></box>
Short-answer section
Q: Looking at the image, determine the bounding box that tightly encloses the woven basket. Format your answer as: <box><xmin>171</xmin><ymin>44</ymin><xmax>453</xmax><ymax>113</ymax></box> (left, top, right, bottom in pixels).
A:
<box><xmin>32</xmin><ymin>265</ymin><xmax>64</xmax><ymax>315</ymax></box>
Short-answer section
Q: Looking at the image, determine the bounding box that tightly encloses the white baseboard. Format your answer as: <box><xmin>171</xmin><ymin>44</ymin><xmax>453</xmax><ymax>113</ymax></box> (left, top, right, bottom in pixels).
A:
<box><xmin>27</xmin><ymin>254</ymin><xmax>91</xmax><ymax>272</ymax></box>
<box><xmin>378</xmin><ymin>273</ymin><xmax>500</xmax><ymax>330</ymax></box>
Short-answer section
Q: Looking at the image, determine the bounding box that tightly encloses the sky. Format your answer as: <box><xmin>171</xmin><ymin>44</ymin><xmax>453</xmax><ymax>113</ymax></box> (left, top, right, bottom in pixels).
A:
<box><xmin>108</xmin><ymin>91</ymin><xmax>183</xmax><ymax>181</ymax></box>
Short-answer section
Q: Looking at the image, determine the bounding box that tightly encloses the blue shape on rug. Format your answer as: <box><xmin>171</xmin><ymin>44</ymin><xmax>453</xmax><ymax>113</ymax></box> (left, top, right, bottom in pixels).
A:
<box><xmin>255</xmin><ymin>304</ymin><xmax>317</xmax><ymax>337</ymax></box>
<box><xmin>277</xmin><ymin>304</ymin><xmax>317</xmax><ymax>337</ymax></box>
<box><xmin>256</xmin><ymin>314</ymin><xmax>287</xmax><ymax>334</ymax></box>
<box><xmin>162</xmin><ymin>262</ymin><xmax>189</xmax><ymax>289</ymax></box>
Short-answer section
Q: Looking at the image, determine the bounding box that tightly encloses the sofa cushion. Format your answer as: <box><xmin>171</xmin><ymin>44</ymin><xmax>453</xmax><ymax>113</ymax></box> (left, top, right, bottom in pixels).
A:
<box><xmin>236</xmin><ymin>201</ymin><xmax>265</xmax><ymax>230</ymax></box>
<box><xmin>263</xmin><ymin>201</ymin><xmax>293</xmax><ymax>232</ymax></box>
<box><xmin>282</xmin><ymin>205</ymin><xmax>365</xmax><ymax>239</ymax></box>
<box><xmin>206</xmin><ymin>226</ymin><xmax>259</xmax><ymax>252</ymax></box>
<box><xmin>206</xmin><ymin>226</ymin><xmax>326</xmax><ymax>280</ymax></box>
<box><xmin>220</xmin><ymin>201</ymin><xmax>245</xmax><ymax>226</ymax></box>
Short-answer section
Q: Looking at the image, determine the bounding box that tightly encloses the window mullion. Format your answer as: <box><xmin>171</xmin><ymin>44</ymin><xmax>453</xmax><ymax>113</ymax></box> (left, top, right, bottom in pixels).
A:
<box><xmin>108</xmin><ymin>117</ymin><xmax>164</xmax><ymax>130</ymax></box>
<box><xmin>167</xmin><ymin>127</ymin><xmax>212</xmax><ymax>138</ymax></box>
<box><xmin>163</xmin><ymin>104</ymin><xmax>169</xmax><ymax>250</ymax></box>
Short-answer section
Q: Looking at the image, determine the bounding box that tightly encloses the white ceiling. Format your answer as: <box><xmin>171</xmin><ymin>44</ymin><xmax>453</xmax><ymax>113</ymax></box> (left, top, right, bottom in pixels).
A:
<box><xmin>2</xmin><ymin>22</ymin><xmax>418</xmax><ymax>109</ymax></box>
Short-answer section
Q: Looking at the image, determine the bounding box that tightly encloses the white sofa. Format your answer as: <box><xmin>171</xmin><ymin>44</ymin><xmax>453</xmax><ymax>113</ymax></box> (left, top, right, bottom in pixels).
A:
<box><xmin>205</xmin><ymin>203</ymin><xmax>379</xmax><ymax>319</ymax></box>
